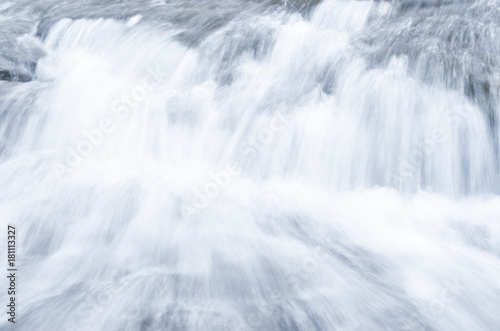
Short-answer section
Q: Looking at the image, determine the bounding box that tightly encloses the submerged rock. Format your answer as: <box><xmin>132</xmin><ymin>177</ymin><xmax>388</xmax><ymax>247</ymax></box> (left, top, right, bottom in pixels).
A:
<box><xmin>0</xmin><ymin>66</ymin><xmax>35</xmax><ymax>82</ymax></box>
<box><xmin>0</xmin><ymin>4</ymin><xmax>45</xmax><ymax>83</ymax></box>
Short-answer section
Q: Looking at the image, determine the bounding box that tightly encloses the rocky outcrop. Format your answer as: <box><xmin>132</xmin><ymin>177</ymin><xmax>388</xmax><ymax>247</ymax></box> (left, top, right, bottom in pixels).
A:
<box><xmin>0</xmin><ymin>3</ymin><xmax>45</xmax><ymax>82</ymax></box>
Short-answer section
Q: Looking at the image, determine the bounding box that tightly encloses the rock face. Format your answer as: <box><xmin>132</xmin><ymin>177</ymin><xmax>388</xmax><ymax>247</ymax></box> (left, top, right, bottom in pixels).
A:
<box><xmin>0</xmin><ymin>3</ymin><xmax>45</xmax><ymax>82</ymax></box>
<box><xmin>397</xmin><ymin>0</ymin><xmax>463</xmax><ymax>11</ymax></box>
<box><xmin>0</xmin><ymin>70</ymin><xmax>11</xmax><ymax>81</ymax></box>
<box><xmin>358</xmin><ymin>0</ymin><xmax>499</xmax><ymax>127</ymax></box>
<box><xmin>0</xmin><ymin>66</ymin><xmax>36</xmax><ymax>82</ymax></box>
<box><xmin>1</xmin><ymin>0</ymin><xmax>324</xmax><ymax>77</ymax></box>
<box><xmin>280</xmin><ymin>0</ymin><xmax>323</xmax><ymax>14</ymax></box>
<box><xmin>0</xmin><ymin>50</ymin><xmax>43</xmax><ymax>82</ymax></box>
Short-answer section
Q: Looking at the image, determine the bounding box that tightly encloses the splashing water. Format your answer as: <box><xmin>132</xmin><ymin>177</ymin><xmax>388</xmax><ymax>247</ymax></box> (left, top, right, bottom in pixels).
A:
<box><xmin>1</xmin><ymin>0</ymin><xmax>500</xmax><ymax>330</ymax></box>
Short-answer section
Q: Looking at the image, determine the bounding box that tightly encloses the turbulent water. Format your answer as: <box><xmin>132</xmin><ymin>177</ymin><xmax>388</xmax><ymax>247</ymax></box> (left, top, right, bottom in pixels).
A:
<box><xmin>1</xmin><ymin>0</ymin><xmax>500</xmax><ymax>330</ymax></box>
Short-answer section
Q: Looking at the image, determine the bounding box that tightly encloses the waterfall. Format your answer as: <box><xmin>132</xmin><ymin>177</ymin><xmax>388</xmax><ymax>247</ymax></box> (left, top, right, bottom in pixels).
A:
<box><xmin>1</xmin><ymin>0</ymin><xmax>499</xmax><ymax>329</ymax></box>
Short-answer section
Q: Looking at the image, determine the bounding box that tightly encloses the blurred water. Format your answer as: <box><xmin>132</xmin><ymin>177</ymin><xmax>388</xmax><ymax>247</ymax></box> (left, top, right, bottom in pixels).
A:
<box><xmin>1</xmin><ymin>0</ymin><xmax>500</xmax><ymax>330</ymax></box>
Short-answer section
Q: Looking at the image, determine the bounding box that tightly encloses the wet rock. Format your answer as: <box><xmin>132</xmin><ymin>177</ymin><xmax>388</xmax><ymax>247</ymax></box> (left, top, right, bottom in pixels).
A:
<box><xmin>0</xmin><ymin>68</ymin><xmax>33</xmax><ymax>82</ymax></box>
<box><xmin>0</xmin><ymin>70</ymin><xmax>12</xmax><ymax>81</ymax></box>
<box><xmin>0</xmin><ymin>4</ymin><xmax>45</xmax><ymax>82</ymax></box>
<box><xmin>280</xmin><ymin>0</ymin><xmax>323</xmax><ymax>15</ymax></box>
<box><xmin>357</xmin><ymin>0</ymin><xmax>499</xmax><ymax>125</ymax></box>
<box><xmin>395</xmin><ymin>0</ymin><xmax>466</xmax><ymax>13</ymax></box>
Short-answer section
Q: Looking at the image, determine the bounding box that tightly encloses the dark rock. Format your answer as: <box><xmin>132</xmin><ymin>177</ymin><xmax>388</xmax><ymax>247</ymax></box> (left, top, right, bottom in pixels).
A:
<box><xmin>396</xmin><ymin>0</ymin><xmax>467</xmax><ymax>13</ymax></box>
<box><xmin>0</xmin><ymin>68</ymin><xmax>33</xmax><ymax>82</ymax></box>
<box><xmin>0</xmin><ymin>70</ymin><xmax>12</xmax><ymax>81</ymax></box>
<box><xmin>281</xmin><ymin>0</ymin><xmax>323</xmax><ymax>15</ymax></box>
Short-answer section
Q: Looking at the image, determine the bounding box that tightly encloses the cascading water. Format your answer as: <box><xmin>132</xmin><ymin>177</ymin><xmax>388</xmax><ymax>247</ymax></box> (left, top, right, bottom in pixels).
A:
<box><xmin>1</xmin><ymin>0</ymin><xmax>500</xmax><ymax>330</ymax></box>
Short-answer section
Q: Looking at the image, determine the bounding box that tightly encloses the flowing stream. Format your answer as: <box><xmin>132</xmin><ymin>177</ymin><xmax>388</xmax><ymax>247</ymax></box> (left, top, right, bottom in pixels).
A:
<box><xmin>1</xmin><ymin>0</ymin><xmax>500</xmax><ymax>330</ymax></box>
